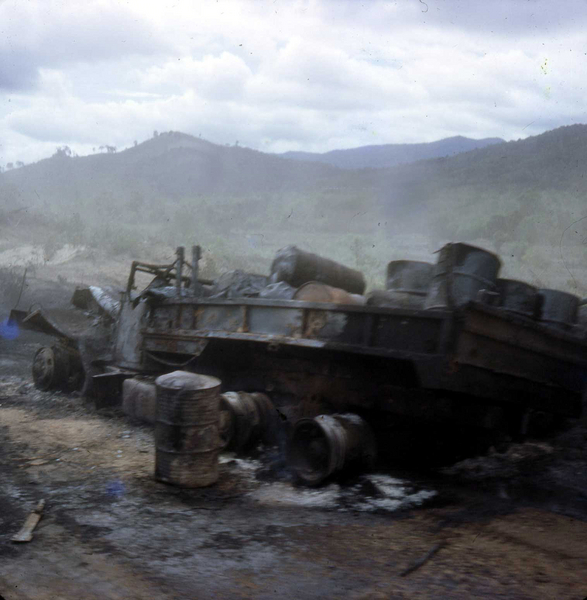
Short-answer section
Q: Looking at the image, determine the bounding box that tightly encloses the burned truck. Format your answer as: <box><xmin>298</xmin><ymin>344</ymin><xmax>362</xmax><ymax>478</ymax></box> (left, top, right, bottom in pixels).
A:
<box><xmin>11</xmin><ymin>243</ymin><xmax>587</xmax><ymax>485</ymax></box>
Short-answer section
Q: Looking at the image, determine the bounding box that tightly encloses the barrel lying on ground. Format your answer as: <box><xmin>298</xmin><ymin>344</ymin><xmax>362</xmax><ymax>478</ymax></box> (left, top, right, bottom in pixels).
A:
<box><xmin>122</xmin><ymin>377</ymin><xmax>157</xmax><ymax>423</ymax></box>
<box><xmin>155</xmin><ymin>371</ymin><xmax>221</xmax><ymax>488</ymax></box>
<box><xmin>219</xmin><ymin>391</ymin><xmax>276</xmax><ymax>451</ymax></box>
<box><xmin>288</xmin><ymin>413</ymin><xmax>376</xmax><ymax>486</ymax></box>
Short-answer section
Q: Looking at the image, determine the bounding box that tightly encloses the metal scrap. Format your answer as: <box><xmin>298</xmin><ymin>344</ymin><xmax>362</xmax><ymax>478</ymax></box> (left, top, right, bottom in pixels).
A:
<box><xmin>11</xmin><ymin>499</ymin><xmax>46</xmax><ymax>543</ymax></box>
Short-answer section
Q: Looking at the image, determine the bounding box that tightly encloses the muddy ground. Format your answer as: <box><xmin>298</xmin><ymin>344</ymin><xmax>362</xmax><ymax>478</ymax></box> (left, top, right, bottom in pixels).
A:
<box><xmin>1</xmin><ymin>268</ymin><xmax>587</xmax><ymax>599</ymax></box>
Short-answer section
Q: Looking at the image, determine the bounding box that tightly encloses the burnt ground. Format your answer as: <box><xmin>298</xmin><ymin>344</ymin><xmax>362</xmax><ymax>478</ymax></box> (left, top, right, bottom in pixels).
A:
<box><xmin>1</xmin><ymin>276</ymin><xmax>587</xmax><ymax>599</ymax></box>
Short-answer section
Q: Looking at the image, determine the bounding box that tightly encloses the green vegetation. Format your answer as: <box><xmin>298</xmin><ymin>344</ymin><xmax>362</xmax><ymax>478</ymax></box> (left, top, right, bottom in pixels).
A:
<box><xmin>1</xmin><ymin>127</ymin><xmax>586</xmax><ymax>295</ymax></box>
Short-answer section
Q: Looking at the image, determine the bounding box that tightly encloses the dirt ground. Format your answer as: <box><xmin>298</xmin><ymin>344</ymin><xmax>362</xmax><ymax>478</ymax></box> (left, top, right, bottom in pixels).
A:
<box><xmin>1</xmin><ymin>263</ymin><xmax>587</xmax><ymax>599</ymax></box>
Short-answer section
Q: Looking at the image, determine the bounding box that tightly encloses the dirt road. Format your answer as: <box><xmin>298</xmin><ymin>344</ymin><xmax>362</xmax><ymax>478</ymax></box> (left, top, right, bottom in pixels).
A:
<box><xmin>1</xmin><ymin>353</ymin><xmax>587</xmax><ymax>599</ymax></box>
<box><xmin>1</xmin><ymin>268</ymin><xmax>587</xmax><ymax>599</ymax></box>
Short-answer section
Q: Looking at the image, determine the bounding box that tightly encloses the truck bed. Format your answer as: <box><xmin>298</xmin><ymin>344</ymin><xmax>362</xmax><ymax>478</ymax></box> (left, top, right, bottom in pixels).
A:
<box><xmin>140</xmin><ymin>298</ymin><xmax>587</xmax><ymax>419</ymax></box>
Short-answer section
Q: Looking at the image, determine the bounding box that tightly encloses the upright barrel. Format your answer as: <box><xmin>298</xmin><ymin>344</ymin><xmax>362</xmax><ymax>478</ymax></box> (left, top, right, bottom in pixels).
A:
<box><xmin>579</xmin><ymin>301</ymin><xmax>587</xmax><ymax>331</ymax></box>
<box><xmin>367</xmin><ymin>260</ymin><xmax>434</xmax><ymax>309</ymax></box>
<box><xmin>155</xmin><ymin>371</ymin><xmax>221</xmax><ymax>488</ymax></box>
<box><xmin>496</xmin><ymin>279</ymin><xmax>538</xmax><ymax>318</ymax></box>
<box><xmin>270</xmin><ymin>246</ymin><xmax>366</xmax><ymax>295</ymax></box>
<box><xmin>537</xmin><ymin>289</ymin><xmax>579</xmax><ymax>331</ymax></box>
<box><xmin>424</xmin><ymin>243</ymin><xmax>501</xmax><ymax>310</ymax></box>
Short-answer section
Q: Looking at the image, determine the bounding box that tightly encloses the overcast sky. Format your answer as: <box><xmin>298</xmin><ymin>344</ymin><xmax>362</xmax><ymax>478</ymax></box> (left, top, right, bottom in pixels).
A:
<box><xmin>1</xmin><ymin>0</ymin><xmax>586</xmax><ymax>165</ymax></box>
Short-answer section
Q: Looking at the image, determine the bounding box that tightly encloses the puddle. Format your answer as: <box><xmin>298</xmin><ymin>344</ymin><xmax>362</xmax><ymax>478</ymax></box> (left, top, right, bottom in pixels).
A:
<box><xmin>246</xmin><ymin>468</ymin><xmax>437</xmax><ymax>513</ymax></box>
<box><xmin>250</xmin><ymin>482</ymin><xmax>341</xmax><ymax>508</ymax></box>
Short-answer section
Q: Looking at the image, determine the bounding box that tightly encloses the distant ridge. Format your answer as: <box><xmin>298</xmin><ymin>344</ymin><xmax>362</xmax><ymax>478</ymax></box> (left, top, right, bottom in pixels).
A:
<box><xmin>278</xmin><ymin>135</ymin><xmax>505</xmax><ymax>169</ymax></box>
<box><xmin>2</xmin><ymin>125</ymin><xmax>586</xmax><ymax>247</ymax></box>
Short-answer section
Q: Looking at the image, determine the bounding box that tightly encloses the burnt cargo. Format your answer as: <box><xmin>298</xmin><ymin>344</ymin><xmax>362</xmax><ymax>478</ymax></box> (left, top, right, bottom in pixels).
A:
<box><xmin>293</xmin><ymin>282</ymin><xmax>365</xmax><ymax>305</ymax></box>
<box><xmin>270</xmin><ymin>245</ymin><xmax>366</xmax><ymax>295</ymax></box>
<box><xmin>497</xmin><ymin>279</ymin><xmax>538</xmax><ymax>318</ymax></box>
<box><xmin>367</xmin><ymin>260</ymin><xmax>434</xmax><ymax>309</ymax></box>
<box><xmin>537</xmin><ymin>289</ymin><xmax>579</xmax><ymax>331</ymax></box>
<box><xmin>155</xmin><ymin>371</ymin><xmax>221</xmax><ymax>488</ymax></box>
<box><xmin>288</xmin><ymin>413</ymin><xmax>376</xmax><ymax>485</ymax></box>
<box><xmin>219</xmin><ymin>391</ymin><xmax>276</xmax><ymax>451</ymax></box>
<box><xmin>425</xmin><ymin>243</ymin><xmax>501</xmax><ymax>310</ymax></box>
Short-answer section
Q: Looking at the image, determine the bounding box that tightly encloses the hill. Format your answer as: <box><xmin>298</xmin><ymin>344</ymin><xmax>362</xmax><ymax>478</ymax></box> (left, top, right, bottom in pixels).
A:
<box><xmin>1</xmin><ymin>126</ymin><xmax>586</xmax><ymax>293</ymax></box>
<box><xmin>0</xmin><ymin>131</ymin><xmax>341</xmax><ymax>206</ymax></box>
<box><xmin>279</xmin><ymin>136</ymin><xmax>505</xmax><ymax>169</ymax></box>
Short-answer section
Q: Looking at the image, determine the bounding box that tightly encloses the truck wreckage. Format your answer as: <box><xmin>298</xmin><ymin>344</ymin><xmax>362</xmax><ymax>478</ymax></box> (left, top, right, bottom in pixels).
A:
<box><xmin>10</xmin><ymin>243</ymin><xmax>587</xmax><ymax>486</ymax></box>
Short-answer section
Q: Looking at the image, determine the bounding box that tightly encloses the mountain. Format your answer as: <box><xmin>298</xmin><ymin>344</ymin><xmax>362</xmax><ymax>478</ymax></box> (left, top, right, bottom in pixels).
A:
<box><xmin>278</xmin><ymin>136</ymin><xmax>505</xmax><ymax>169</ymax></box>
<box><xmin>0</xmin><ymin>131</ymin><xmax>340</xmax><ymax>205</ymax></box>
<box><xmin>1</xmin><ymin>125</ymin><xmax>586</xmax><ymax>293</ymax></box>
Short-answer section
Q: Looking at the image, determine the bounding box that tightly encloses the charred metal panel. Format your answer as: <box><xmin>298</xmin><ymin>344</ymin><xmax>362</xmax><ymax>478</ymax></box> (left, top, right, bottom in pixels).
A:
<box><xmin>456</xmin><ymin>332</ymin><xmax>585</xmax><ymax>391</ymax></box>
<box><xmin>150</xmin><ymin>305</ymin><xmax>175</xmax><ymax>330</ymax></box>
<box><xmin>419</xmin><ymin>363</ymin><xmax>583</xmax><ymax>417</ymax></box>
<box><xmin>195</xmin><ymin>305</ymin><xmax>244</xmax><ymax>332</ymax></box>
<box><xmin>114</xmin><ymin>301</ymin><xmax>148</xmax><ymax>369</ymax></box>
<box><xmin>304</xmin><ymin>309</ymin><xmax>348</xmax><ymax>340</ymax></box>
<box><xmin>140</xmin><ymin>297</ymin><xmax>586</xmax><ymax>417</ymax></box>
<box><xmin>375</xmin><ymin>389</ymin><xmax>504</xmax><ymax>430</ymax></box>
<box><xmin>461</xmin><ymin>304</ymin><xmax>587</xmax><ymax>365</ymax></box>
<box><xmin>372</xmin><ymin>314</ymin><xmax>444</xmax><ymax>354</ymax></box>
<box><xmin>179</xmin><ymin>304</ymin><xmax>193</xmax><ymax>330</ymax></box>
<box><xmin>143</xmin><ymin>333</ymin><xmax>208</xmax><ymax>357</ymax></box>
<box><xmin>247</xmin><ymin>305</ymin><xmax>304</xmax><ymax>337</ymax></box>
<box><xmin>148</xmin><ymin>299</ymin><xmax>453</xmax><ymax>357</ymax></box>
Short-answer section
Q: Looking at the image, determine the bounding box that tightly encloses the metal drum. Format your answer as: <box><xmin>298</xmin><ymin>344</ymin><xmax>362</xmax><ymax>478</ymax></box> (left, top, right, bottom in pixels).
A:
<box><xmin>293</xmin><ymin>282</ymin><xmax>365</xmax><ymax>305</ymax></box>
<box><xmin>537</xmin><ymin>289</ymin><xmax>579</xmax><ymax>331</ymax></box>
<box><xmin>496</xmin><ymin>279</ymin><xmax>538</xmax><ymax>318</ymax></box>
<box><xmin>122</xmin><ymin>377</ymin><xmax>157</xmax><ymax>424</ymax></box>
<box><xmin>270</xmin><ymin>246</ymin><xmax>366</xmax><ymax>295</ymax></box>
<box><xmin>288</xmin><ymin>413</ymin><xmax>376</xmax><ymax>486</ymax></box>
<box><xmin>424</xmin><ymin>243</ymin><xmax>501</xmax><ymax>310</ymax></box>
<box><xmin>155</xmin><ymin>371</ymin><xmax>221</xmax><ymax>488</ymax></box>
<box><xmin>366</xmin><ymin>260</ymin><xmax>434</xmax><ymax>309</ymax></box>
<box><xmin>259</xmin><ymin>281</ymin><xmax>297</xmax><ymax>300</ymax></box>
<box><xmin>219</xmin><ymin>392</ymin><xmax>275</xmax><ymax>452</ymax></box>
<box><xmin>579</xmin><ymin>301</ymin><xmax>587</xmax><ymax>331</ymax></box>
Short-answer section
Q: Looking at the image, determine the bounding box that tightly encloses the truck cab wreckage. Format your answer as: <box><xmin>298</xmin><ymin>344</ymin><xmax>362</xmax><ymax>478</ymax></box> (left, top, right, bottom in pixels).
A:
<box><xmin>10</xmin><ymin>242</ymin><xmax>587</xmax><ymax>486</ymax></box>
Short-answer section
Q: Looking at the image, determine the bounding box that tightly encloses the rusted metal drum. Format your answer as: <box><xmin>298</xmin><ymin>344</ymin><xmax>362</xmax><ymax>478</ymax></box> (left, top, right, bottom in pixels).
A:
<box><xmin>578</xmin><ymin>301</ymin><xmax>587</xmax><ymax>331</ymax></box>
<box><xmin>288</xmin><ymin>413</ymin><xmax>376</xmax><ymax>486</ymax></box>
<box><xmin>155</xmin><ymin>371</ymin><xmax>221</xmax><ymax>488</ymax></box>
<box><xmin>366</xmin><ymin>260</ymin><xmax>434</xmax><ymax>309</ymax></box>
<box><xmin>537</xmin><ymin>289</ymin><xmax>579</xmax><ymax>331</ymax></box>
<box><xmin>122</xmin><ymin>377</ymin><xmax>157</xmax><ymax>424</ymax></box>
<box><xmin>219</xmin><ymin>392</ymin><xmax>275</xmax><ymax>451</ymax></box>
<box><xmin>32</xmin><ymin>344</ymin><xmax>83</xmax><ymax>391</ymax></box>
<box><xmin>424</xmin><ymin>243</ymin><xmax>501</xmax><ymax>310</ymax></box>
<box><xmin>293</xmin><ymin>282</ymin><xmax>366</xmax><ymax>305</ymax></box>
<box><xmin>270</xmin><ymin>246</ymin><xmax>366</xmax><ymax>295</ymax></box>
<box><xmin>386</xmin><ymin>261</ymin><xmax>433</xmax><ymax>294</ymax></box>
<box><xmin>496</xmin><ymin>279</ymin><xmax>539</xmax><ymax>318</ymax></box>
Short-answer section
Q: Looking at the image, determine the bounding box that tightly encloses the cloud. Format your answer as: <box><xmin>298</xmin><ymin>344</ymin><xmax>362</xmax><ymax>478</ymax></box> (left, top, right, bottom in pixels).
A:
<box><xmin>2</xmin><ymin>0</ymin><xmax>587</xmax><ymax>165</ymax></box>
<box><xmin>0</xmin><ymin>0</ymin><xmax>169</xmax><ymax>91</ymax></box>
<box><xmin>141</xmin><ymin>52</ymin><xmax>252</xmax><ymax>100</ymax></box>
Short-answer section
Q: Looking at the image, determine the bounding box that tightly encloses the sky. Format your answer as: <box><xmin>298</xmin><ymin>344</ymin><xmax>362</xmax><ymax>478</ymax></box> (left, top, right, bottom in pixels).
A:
<box><xmin>0</xmin><ymin>0</ymin><xmax>586</xmax><ymax>166</ymax></box>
